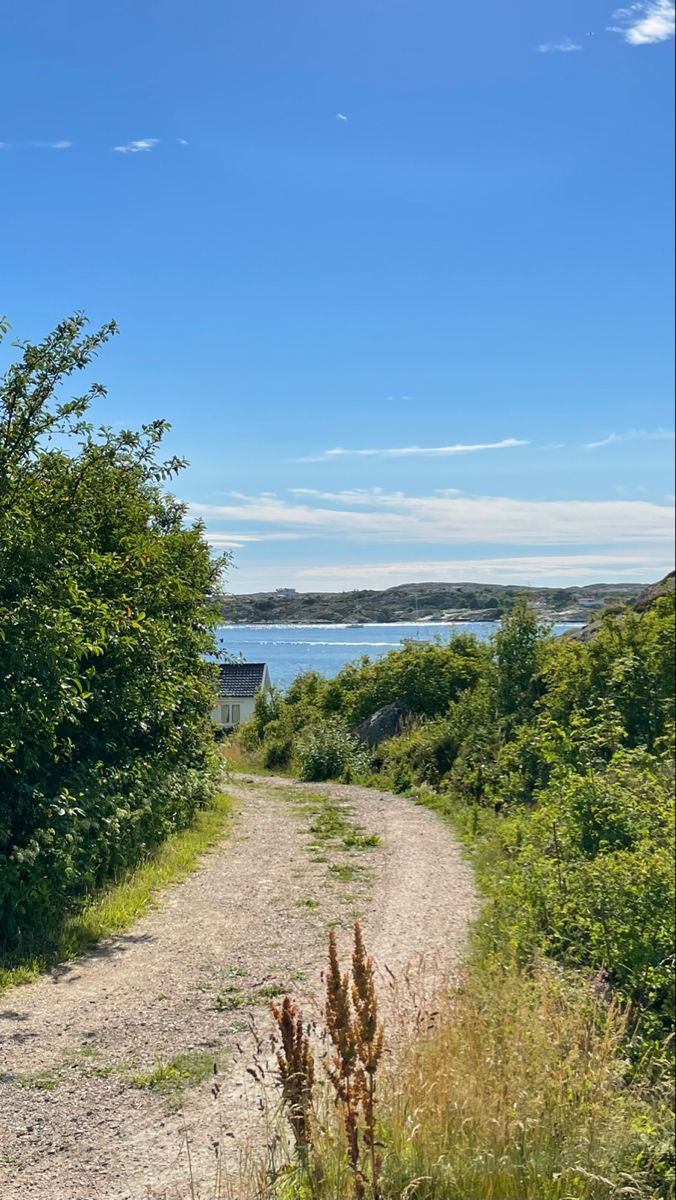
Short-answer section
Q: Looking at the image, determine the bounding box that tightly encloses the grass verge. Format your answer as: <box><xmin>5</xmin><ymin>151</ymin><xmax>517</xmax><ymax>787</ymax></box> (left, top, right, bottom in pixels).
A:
<box><xmin>0</xmin><ymin>790</ymin><xmax>234</xmax><ymax>994</ymax></box>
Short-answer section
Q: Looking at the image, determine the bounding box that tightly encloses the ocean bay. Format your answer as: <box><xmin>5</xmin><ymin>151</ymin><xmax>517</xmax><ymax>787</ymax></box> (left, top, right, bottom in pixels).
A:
<box><xmin>215</xmin><ymin>622</ymin><xmax>580</xmax><ymax>690</ymax></box>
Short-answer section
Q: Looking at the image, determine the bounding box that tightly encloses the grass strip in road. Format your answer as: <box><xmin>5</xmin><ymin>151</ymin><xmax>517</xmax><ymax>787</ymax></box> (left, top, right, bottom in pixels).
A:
<box><xmin>0</xmin><ymin>790</ymin><xmax>234</xmax><ymax>994</ymax></box>
<box><xmin>131</xmin><ymin>1050</ymin><xmax>220</xmax><ymax>1096</ymax></box>
<box><xmin>288</xmin><ymin>790</ymin><xmax>380</xmax><ymax>853</ymax></box>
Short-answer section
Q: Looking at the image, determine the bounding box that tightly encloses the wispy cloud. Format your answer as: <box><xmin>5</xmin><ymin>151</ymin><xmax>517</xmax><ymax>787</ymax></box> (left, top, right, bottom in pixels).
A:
<box><xmin>608</xmin><ymin>0</ymin><xmax>675</xmax><ymax>44</ymax></box>
<box><xmin>294</xmin><ymin>437</ymin><xmax>529</xmax><ymax>463</ymax></box>
<box><xmin>584</xmin><ymin>428</ymin><xmax>675</xmax><ymax>450</ymax></box>
<box><xmin>206</xmin><ymin>531</ymin><xmax>303</xmax><ymax>549</ymax></box>
<box><xmin>0</xmin><ymin>142</ymin><xmax>11</xmax><ymax>150</ymax></box>
<box><xmin>335</xmin><ymin>113</ymin><xmax>348</xmax><ymax>121</ymax></box>
<box><xmin>298</xmin><ymin>552</ymin><xmax>674</xmax><ymax>589</ymax></box>
<box><xmin>177</xmin><ymin>138</ymin><xmax>189</xmax><ymax>145</ymax></box>
<box><xmin>113</xmin><ymin>138</ymin><xmax>159</xmax><ymax>154</ymax></box>
<box><xmin>31</xmin><ymin>140</ymin><xmax>72</xmax><ymax>149</ymax></box>
<box><xmin>188</xmin><ymin>489</ymin><xmax>675</xmax><ymax>547</ymax></box>
<box><xmin>538</xmin><ymin>39</ymin><xmax>583</xmax><ymax>53</ymax></box>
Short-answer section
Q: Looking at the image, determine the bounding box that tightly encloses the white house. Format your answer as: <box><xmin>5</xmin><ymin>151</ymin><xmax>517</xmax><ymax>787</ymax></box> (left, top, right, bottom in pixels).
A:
<box><xmin>211</xmin><ymin>662</ymin><xmax>271</xmax><ymax>731</ymax></box>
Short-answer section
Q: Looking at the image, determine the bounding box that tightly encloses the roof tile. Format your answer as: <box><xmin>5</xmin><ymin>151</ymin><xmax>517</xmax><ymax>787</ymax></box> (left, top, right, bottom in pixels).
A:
<box><xmin>218</xmin><ymin>662</ymin><xmax>267</xmax><ymax>697</ymax></box>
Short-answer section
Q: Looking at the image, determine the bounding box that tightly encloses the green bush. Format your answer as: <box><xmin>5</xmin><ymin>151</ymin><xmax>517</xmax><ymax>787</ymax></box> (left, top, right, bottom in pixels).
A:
<box><xmin>322</xmin><ymin>634</ymin><xmax>489</xmax><ymax>725</ymax></box>
<box><xmin>479</xmin><ymin>749</ymin><xmax>675</xmax><ymax>1049</ymax></box>
<box><xmin>294</xmin><ymin>720</ymin><xmax>367</xmax><ymax>783</ymax></box>
<box><xmin>0</xmin><ymin>315</ymin><xmax>223</xmax><ymax>958</ymax></box>
<box><xmin>263</xmin><ymin>737</ymin><xmax>294</xmax><ymax>770</ymax></box>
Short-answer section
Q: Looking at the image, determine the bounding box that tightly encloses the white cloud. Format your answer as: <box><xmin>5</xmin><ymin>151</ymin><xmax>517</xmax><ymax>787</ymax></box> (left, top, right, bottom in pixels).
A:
<box><xmin>177</xmin><ymin>138</ymin><xmax>189</xmax><ymax>145</ymax></box>
<box><xmin>31</xmin><ymin>140</ymin><xmax>72</xmax><ymax>149</ymax></box>
<box><xmin>295</xmin><ymin>437</ymin><xmax>529</xmax><ymax>463</ymax></box>
<box><xmin>188</xmin><ymin>489</ymin><xmax>675</xmax><ymax>547</ymax></box>
<box><xmin>298</xmin><ymin>552</ymin><xmax>674</xmax><ymax>589</ymax></box>
<box><xmin>288</xmin><ymin>487</ymin><xmax>395</xmax><ymax>502</ymax></box>
<box><xmin>608</xmin><ymin>0</ymin><xmax>675</xmax><ymax>44</ymax></box>
<box><xmin>205</xmin><ymin>531</ymin><xmax>304</xmax><ymax>549</ymax></box>
<box><xmin>584</xmin><ymin>428</ymin><xmax>675</xmax><ymax>449</ymax></box>
<box><xmin>336</xmin><ymin>113</ymin><xmax>348</xmax><ymax>121</ymax></box>
<box><xmin>538</xmin><ymin>39</ymin><xmax>583</xmax><ymax>52</ymax></box>
<box><xmin>113</xmin><ymin>138</ymin><xmax>159</xmax><ymax>154</ymax></box>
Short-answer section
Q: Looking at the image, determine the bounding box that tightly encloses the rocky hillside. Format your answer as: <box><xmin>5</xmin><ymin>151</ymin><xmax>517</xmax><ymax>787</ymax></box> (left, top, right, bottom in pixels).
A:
<box><xmin>218</xmin><ymin>580</ymin><xmax>646</xmax><ymax>625</ymax></box>
<box><xmin>633</xmin><ymin>570</ymin><xmax>675</xmax><ymax>613</ymax></box>
<box><xmin>567</xmin><ymin>571</ymin><xmax>675</xmax><ymax>642</ymax></box>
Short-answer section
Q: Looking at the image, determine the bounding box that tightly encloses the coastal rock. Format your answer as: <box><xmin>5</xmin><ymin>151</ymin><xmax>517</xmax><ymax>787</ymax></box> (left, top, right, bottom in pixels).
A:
<box><xmin>354</xmin><ymin>699</ymin><xmax>414</xmax><ymax>747</ymax></box>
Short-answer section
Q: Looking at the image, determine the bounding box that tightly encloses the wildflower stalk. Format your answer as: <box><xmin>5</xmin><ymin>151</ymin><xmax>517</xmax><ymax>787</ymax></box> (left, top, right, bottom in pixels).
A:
<box><xmin>326</xmin><ymin>927</ymin><xmax>363</xmax><ymax>1195</ymax></box>
<box><xmin>352</xmin><ymin>921</ymin><xmax>384</xmax><ymax>1200</ymax></box>
<box><xmin>325</xmin><ymin>923</ymin><xmax>385</xmax><ymax>1200</ymax></box>
<box><xmin>270</xmin><ymin>995</ymin><xmax>315</xmax><ymax>1164</ymax></box>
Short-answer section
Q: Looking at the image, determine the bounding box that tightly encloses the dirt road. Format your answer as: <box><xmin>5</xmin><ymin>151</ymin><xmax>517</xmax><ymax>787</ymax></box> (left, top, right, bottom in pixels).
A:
<box><xmin>0</xmin><ymin>775</ymin><xmax>476</xmax><ymax>1200</ymax></box>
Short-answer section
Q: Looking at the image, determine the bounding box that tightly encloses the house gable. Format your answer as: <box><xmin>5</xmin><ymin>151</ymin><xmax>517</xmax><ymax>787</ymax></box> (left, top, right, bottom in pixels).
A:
<box><xmin>213</xmin><ymin>662</ymin><xmax>270</xmax><ymax>730</ymax></box>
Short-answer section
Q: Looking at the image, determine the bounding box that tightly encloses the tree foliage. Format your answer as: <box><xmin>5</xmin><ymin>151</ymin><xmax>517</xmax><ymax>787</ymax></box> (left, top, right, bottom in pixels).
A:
<box><xmin>0</xmin><ymin>314</ymin><xmax>224</xmax><ymax>955</ymax></box>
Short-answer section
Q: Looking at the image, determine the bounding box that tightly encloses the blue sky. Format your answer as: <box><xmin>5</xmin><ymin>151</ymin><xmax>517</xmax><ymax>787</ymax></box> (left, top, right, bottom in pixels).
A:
<box><xmin>1</xmin><ymin>0</ymin><xmax>674</xmax><ymax>592</ymax></box>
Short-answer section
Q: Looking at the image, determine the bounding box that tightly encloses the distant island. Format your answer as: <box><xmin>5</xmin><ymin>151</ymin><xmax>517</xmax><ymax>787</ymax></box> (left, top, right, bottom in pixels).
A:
<box><xmin>218</xmin><ymin>580</ymin><xmax>650</xmax><ymax>625</ymax></box>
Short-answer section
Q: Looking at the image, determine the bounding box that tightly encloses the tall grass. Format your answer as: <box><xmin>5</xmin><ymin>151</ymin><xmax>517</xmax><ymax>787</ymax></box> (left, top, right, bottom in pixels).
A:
<box><xmin>378</xmin><ymin>962</ymin><xmax>654</xmax><ymax>1200</ymax></box>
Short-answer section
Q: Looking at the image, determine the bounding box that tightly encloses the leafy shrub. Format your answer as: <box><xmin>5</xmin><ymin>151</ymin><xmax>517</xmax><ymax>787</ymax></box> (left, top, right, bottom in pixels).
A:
<box><xmin>479</xmin><ymin>750</ymin><xmax>675</xmax><ymax>1048</ymax></box>
<box><xmin>238</xmin><ymin>686</ymin><xmax>281</xmax><ymax>748</ymax></box>
<box><xmin>322</xmin><ymin>634</ymin><xmax>489</xmax><ymax>725</ymax></box>
<box><xmin>294</xmin><ymin>720</ymin><xmax>367</xmax><ymax>783</ymax></box>
<box><xmin>263</xmin><ymin>737</ymin><xmax>294</xmax><ymax>770</ymax></box>
<box><xmin>378</xmin><ymin>716</ymin><xmax>459</xmax><ymax>790</ymax></box>
<box><xmin>0</xmin><ymin>316</ymin><xmax>223</xmax><ymax>959</ymax></box>
<box><xmin>495</xmin><ymin>596</ymin><xmax>548</xmax><ymax>724</ymax></box>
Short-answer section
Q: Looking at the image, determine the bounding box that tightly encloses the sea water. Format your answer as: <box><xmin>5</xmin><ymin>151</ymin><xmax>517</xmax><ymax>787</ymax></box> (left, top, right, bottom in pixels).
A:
<box><xmin>215</xmin><ymin>622</ymin><xmax>580</xmax><ymax>691</ymax></box>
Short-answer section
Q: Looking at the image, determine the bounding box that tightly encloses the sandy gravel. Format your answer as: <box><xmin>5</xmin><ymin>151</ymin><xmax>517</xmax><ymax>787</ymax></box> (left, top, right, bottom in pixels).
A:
<box><xmin>0</xmin><ymin>775</ymin><xmax>476</xmax><ymax>1200</ymax></box>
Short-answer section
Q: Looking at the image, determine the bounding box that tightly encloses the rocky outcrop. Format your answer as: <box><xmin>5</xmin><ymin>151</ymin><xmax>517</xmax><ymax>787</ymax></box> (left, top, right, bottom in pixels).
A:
<box><xmin>566</xmin><ymin>572</ymin><xmax>675</xmax><ymax>642</ymax></box>
<box><xmin>633</xmin><ymin>571</ymin><xmax>675</xmax><ymax>613</ymax></box>
<box><xmin>354</xmin><ymin>699</ymin><xmax>414</xmax><ymax>747</ymax></box>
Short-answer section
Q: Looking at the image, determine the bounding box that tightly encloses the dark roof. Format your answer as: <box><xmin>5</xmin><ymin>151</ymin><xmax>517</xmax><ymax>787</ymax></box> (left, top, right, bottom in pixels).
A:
<box><xmin>218</xmin><ymin>662</ymin><xmax>268</xmax><ymax>697</ymax></box>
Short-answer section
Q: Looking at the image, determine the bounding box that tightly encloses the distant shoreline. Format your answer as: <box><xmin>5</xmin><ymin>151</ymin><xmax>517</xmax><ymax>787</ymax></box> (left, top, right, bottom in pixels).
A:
<box><xmin>218</xmin><ymin>581</ymin><xmax>643</xmax><ymax>628</ymax></box>
<box><xmin>216</xmin><ymin>618</ymin><xmax>587</xmax><ymax>628</ymax></box>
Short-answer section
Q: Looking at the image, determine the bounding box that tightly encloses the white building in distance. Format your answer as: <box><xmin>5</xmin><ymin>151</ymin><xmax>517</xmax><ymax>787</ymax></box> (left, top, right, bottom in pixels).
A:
<box><xmin>212</xmin><ymin>662</ymin><xmax>271</xmax><ymax>730</ymax></box>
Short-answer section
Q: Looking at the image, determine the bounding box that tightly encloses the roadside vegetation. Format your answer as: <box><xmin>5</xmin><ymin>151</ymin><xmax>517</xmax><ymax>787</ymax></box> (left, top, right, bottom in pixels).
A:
<box><xmin>240</xmin><ymin>594</ymin><xmax>676</xmax><ymax>1198</ymax></box>
<box><xmin>0</xmin><ymin>314</ymin><xmax>226</xmax><ymax>982</ymax></box>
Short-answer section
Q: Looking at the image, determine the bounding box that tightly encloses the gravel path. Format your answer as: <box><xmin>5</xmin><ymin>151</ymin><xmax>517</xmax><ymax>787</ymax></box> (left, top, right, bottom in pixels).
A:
<box><xmin>0</xmin><ymin>775</ymin><xmax>476</xmax><ymax>1200</ymax></box>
